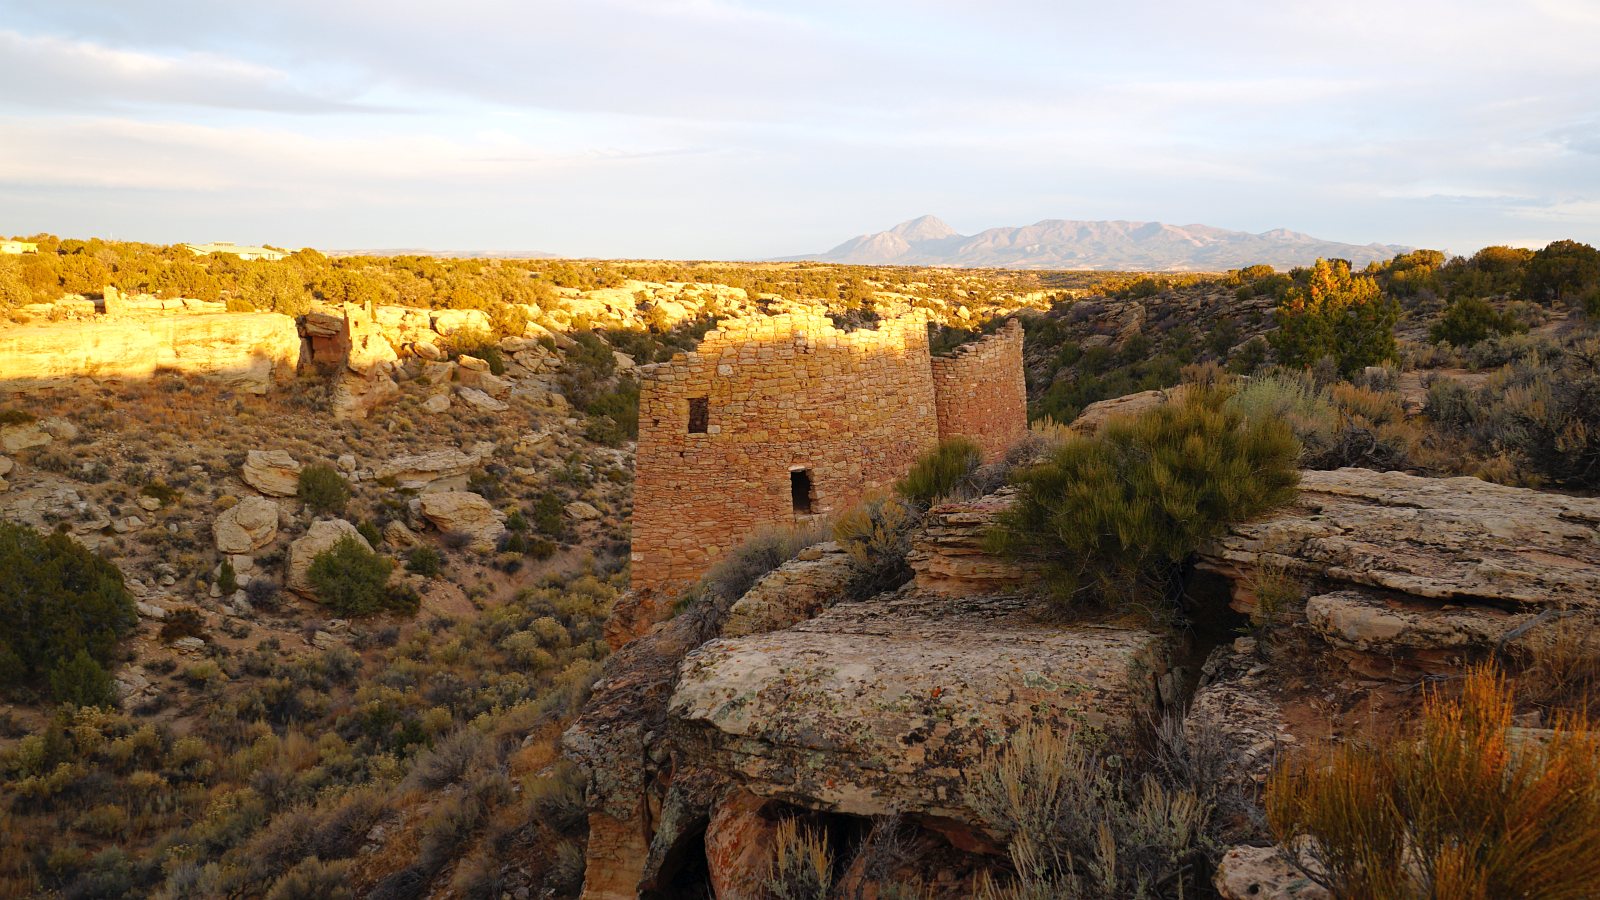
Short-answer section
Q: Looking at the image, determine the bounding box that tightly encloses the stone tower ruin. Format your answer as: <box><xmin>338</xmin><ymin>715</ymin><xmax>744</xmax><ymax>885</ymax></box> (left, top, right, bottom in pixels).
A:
<box><xmin>630</xmin><ymin>310</ymin><xmax>1026</xmax><ymax>595</ymax></box>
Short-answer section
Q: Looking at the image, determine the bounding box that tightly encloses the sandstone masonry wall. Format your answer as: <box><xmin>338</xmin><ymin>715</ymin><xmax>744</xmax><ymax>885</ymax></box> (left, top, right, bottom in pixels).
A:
<box><xmin>631</xmin><ymin>311</ymin><xmax>941</xmax><ymax>594</ymax></box>
<box><xmin>930</xmin><ymin>319</ymin><xmax>1028</xmax><ymax>461</ymax></box>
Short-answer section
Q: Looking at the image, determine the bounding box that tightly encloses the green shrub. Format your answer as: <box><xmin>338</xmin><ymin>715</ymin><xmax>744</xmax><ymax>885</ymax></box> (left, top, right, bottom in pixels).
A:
<box><xmin>159</xmin><ymin>607</ymin><xmax>208</xmax><ymax>643</ymax></box>
<box><xmin>895</xmin><ymin>437</ymin><xmax>983</xmax><ymax>507</ymax></box>
<box><xmin>1430</xmin><ymin>296</ymin><xmax>1527</xmax><ymax>347</ymax></box>
<box><xmin>992</xmin><ymin>388</ymin><xmax>1299</xmax><ymax>617</ymax></box>
<box><xmin>0</xmin><ymin>522</ymin><xmax>135</xmax><ymax>700</ymax></box>
<box><xmin>49</xmin><ymin>650</ymin><xmax>117</xmax><ymax>709</ymax></box>
<box><xmin>307</xmin><ymin>536</ymin><xmax>398</xmax><ymax>616</ymax></box>
<box><xmin>1271</xmin><ymin>258</ymin><xmax>1400</xmax><ymax>377</ymax></box>
<box><xmin>406</xmin><ymin>546</ymin><xmax>443</xmax><ymax>577</ymax></box>
<box><xmin>217</xmin><ymin>559</ymin><xmax>238</xmax><ymax>595</ymax></box>
<box><xmin>530</xmin><ymin>494</ymin><xmax>566</xmax><ymax>538</ymax></box>
<box><xmin>139</xmin><ymin>481</ymin><xmax>181</xmax><ymax>507</ymax></box>
<box><xmin>297</xmin><ymin>464</ymin><xmax>350</xmax><ymax>516</ymax></box>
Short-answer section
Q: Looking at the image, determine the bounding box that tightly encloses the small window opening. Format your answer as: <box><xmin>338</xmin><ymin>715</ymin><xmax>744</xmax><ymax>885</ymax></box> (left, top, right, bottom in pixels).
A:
<box><xmin>790</xmin><ymin>469</ymin><xmax>814</xmax><ymax>514</ymax></box>
<box><xmin>687</xmin><ymin>397</ymin><xmax>709</xmax><ymax>434</ymax></box>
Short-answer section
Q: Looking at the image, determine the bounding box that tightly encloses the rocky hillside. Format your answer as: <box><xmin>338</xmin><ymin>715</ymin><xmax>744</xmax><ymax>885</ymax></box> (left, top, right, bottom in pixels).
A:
<box><xmin>791</xmin><ymin>215</ymin><xmax>1411</xmax><ymax>271</ymax></box>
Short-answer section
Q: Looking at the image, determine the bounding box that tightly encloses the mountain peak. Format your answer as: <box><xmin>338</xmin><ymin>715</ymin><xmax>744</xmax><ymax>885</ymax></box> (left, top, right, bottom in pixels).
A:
<box><xmin>789</xmin><ymin>217</ymin><xmax>1411</xmax><ymax>271</ymax></box>
<box><xmin>888</xmin><ymin>215</ymin><xmax>957</xmax><ymax>242</ymax></box>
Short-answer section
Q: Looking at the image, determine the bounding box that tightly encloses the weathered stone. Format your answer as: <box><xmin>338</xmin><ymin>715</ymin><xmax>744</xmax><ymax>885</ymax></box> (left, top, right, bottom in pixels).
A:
<box><xmin>38</xmin><ymin>417</ymin><xmax>78</xmax><ymax>441</ymax></box>
<box><xmin>1</xmin><ymin>424</ymin><xmax>51</xmax><ymax>453</ymax></box>
<box><xmin>1214</xmin><ymin>845</ymin><xmax>1330</xmax><ymax>900</ymax></box>
<box><xmin>1198</xmin><ymin>468</ymin><xmax>1600</xmax><ymax>611</ymax></box>
<box><xmin>383</xmin><ymin>519</ymin><xmax>422</xmax><ymax>548</ymax></box>
<box><xmin>242</xmin><ymin>450</ymin><xmax>301</xmax><ymax>497</ymax></box>
<box><xmin>1069</xmin><ymin>386</ymin><xmax>1182</xmax><ymax>434</ymax></box>
<box><xmin>418</xmin><ymin>491</ymin><xmax>505</xmax><ymax>551</ymax></box>
<box><xmin>704</xmin><ymin>789</ymin><xmax>778</xmax><ymax>900</ymax></box>
<box><xmin>722</xmin><ymin>541</ymin><xmax>857</xmax><ymax>637</ymax></box>
<box><xmin>670</xmin><ymin>590</ymin><xmax>1168</xmax><ymax>827</ymax></box>
<box><xmin>422</xmin><ymin>392</ymin><xmax>451</xmax><ymax>413</ymax></box>
<box><xmin>331</xmin><ymin>372</ymin><xmax>400</xmax><ymax>420</ymax></box>
<box><xmin>214</xmin><ymin>495</ymin><xmax>280</xmax><ymax>554</ymax></box>
<box><xmin>564</xmin><ymin>500</ymin><xmax>602</xmax><ymax>521</ymax></box>
<box><xmin>457</xmin><ymin>386</ymin><xmax>508</xmax><ymax>412</ymax></box>
<box><xmin>373</xmin><ymin>447</ymin><xmax>486</xmax><ymax>491</ymax></box>
<box><xmin>287</xmin><ymin>519</ymin><xmax>369</xmax><ymax>596</ymax></box>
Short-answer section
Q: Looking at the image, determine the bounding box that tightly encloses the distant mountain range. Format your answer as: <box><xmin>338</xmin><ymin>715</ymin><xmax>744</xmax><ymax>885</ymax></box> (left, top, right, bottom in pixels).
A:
<box><xmin>328</xmin><ymin>249</ymin><xmax>559</xmax><ymax>259</ymax></box>
<box><xmin>783</xmin><ymin>215</ymin><xmax>1411</xmax><ymax>271</ymax></box>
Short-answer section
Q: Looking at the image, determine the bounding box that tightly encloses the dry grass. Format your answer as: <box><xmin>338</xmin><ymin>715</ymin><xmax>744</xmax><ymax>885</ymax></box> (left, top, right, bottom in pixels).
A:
<box><xmin>1266</xmin><ymin>664</ymin><xmax>1600</xmax><ymax>898</ymax></box>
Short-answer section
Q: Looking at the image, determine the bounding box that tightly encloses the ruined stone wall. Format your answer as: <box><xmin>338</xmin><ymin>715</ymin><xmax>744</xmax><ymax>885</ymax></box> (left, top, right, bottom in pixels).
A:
<box><xmin>930</xmin><ymin>319</ymin><xmax>1028</xmax><ymax>460</ymax></box>
<box><xmin>631</xmin><ymin>310</ymin><xmax>941</xmax><ymax>594</ymax></box>
<box><xmin>0</xmin><ymin>313</ymin><xmax>302</xmax><ymax>395</ymax></box>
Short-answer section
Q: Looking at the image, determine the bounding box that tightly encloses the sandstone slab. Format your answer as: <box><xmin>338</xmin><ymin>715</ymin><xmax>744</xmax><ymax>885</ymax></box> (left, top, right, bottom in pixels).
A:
<box><xmin>670</xmin><ymin>590</ymin><xmax>1168</xmax><ymax>827</ymax></box>
<box><xmin>907</xmin><ymin>489</ymin><xmax>1041</xmax><ymax>597</ymax></box>
<box><xmin>373</xmin><ymin>446</ymin><xmax>487</xmax><ymax>491</ymax></box>
<box><xmin>1</xmin><ymin>424</ymin><xmax>51</xmax><ymax>453</ymax></box>
<box><xmin>1198</xmin><ymin>468</ymin><xmax>1600</xmax><ymax>611</ymax></box>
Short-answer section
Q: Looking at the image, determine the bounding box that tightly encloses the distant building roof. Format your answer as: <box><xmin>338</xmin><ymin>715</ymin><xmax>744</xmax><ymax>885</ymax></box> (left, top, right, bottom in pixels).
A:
<box><xmin>184</xmin><ymin>242</ymin><xmax>287</xmax><ymax>261</ymax></box>
<box><xmin>1</xmin><ymin>240</ymin><xmax>39</xmax><ymax>254</ymax></box>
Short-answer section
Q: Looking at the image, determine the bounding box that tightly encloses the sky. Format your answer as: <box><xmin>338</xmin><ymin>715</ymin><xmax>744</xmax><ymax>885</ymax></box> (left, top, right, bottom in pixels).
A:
<box><xmin>1</xmin><ymin>0</ymin><xmax>1598</xmax><ymax>259</ymax></box>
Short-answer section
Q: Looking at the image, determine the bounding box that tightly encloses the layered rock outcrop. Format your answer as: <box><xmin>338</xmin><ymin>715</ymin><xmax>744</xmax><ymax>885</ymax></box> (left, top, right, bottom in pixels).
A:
<box><xmin>1197</xmin><ymin>468</ymin><xmax>1600</xmax><ymax>611</ymax></box>
<box><xmin>242</xmin><ymin>450</ymin><xmax>302</xmax><ymax>497</ymax></box>
<box><xmin>417</xmin><ymin>491</ymin><xmax>505</xmax><ymax>551</ymax></box>
<box><xmin>0</xmin><ymin>313</ymin><xmax>300</xmax><ymax>394</ymax></box>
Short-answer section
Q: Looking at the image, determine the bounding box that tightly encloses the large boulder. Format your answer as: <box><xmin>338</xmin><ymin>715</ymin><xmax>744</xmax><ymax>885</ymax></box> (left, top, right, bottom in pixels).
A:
<box><xmin>669</xmin><ymin>590</ymin><xmax>1169</xmax><ymax>829</ymax></box>
<box><xmin>242</xmin><ymin>450</ymin><xmax>301</xmax><ymax>497</ymax></box>
<box><xmin>287</xmin><ymin>519</ymin><xmax>369</xmax><ymax>596</ymax></box>
<box><xmin>418</xmin><ymin>491</ymin><xmax>505</xmax><ymax>551</ymax></box>
<box><xmin>214</xmin><ymin>495</ymin><xmax>280</xmax><ymax>554</ymax></box>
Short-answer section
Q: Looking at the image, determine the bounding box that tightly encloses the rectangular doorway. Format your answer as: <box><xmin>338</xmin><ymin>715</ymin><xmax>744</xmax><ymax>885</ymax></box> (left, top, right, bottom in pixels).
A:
<box><xmin>790</xmin><ymin>469</ymin><xmax>814</xmax><ymax>514</ymax></box>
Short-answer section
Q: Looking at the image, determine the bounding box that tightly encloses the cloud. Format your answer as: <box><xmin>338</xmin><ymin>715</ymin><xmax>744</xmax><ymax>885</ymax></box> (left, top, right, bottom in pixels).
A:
<box><xmin>0</xmin><ymin>30</ymin><xmax>374</xmax><ymax>114</ymax></box>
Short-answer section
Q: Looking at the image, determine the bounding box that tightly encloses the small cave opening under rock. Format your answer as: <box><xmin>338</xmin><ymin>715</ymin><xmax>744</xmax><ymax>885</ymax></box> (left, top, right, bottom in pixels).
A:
<box><xmin>1176</xmin><ymin>565</ymin><xmax>1251</xmax><ymax>698</ymax></box>
<box><xmin>641</xmin><ymin>814</ymin><xmax>713</xmax><ymax>900</ymax></box>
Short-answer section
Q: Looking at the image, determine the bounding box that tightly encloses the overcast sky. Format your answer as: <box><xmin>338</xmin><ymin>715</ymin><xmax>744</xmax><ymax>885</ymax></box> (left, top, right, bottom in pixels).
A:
<box><xmin>2</xmin><ymin>0</ymin><xmax>1597</xmax><ymax>259</ymax></box>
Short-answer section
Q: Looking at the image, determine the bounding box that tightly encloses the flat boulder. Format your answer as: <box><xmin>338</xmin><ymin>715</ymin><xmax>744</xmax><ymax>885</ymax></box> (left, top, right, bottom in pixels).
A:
<box><xmin>1198</xmin><ymin>468</ymin><xmax>1600</xmax><ymax>611</ymax></box>
<box><xmin>242</xmin><ymin>450</ymin><xmax>301</xmax><ymax>497</ymax></box>
<box><xmin>373</xmin><ymin>446</ymin><xmax>488</xmax><ymax>491</ymax></box>
<box><xmin>669</xmin><ymin>590</ymin><xmax>1168</xmax><ymax>829</ymax></box>
<box><xmin>1</xmin><ymin>423</ymin><xmax>51</xmax><ymax>453</ymax></box>
<box><xmin>287</xmin><ymin>518</ymin><xmax>369</xmax><ymax>596</ymax></box>
<box><xmin>214</xmin><ymin>495</ymin><xmax>280</xmax><ymax>554</ymax></box>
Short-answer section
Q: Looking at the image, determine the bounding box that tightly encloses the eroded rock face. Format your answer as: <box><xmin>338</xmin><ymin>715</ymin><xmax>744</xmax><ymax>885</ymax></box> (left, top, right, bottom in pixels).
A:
<box><xmin>214</xmin><ymin>495</ymin><xmax>280</xmax><ymax>554</ymax></box>
<box><xmin>670</xmin><ymin>590</ymin><xmax>1168</xmax><ymax>828</ymax></box>
<box><xmin>287</xmin><ymin>518</ymin><xmax>368</xmax><ymax>596</ymax></box>
<box><xmin>907</xmin><ymin>489</ymin><xmax>1042</xmax><ymax>597</ymax></box>
<box><xmin>1</xmin><ymin>424</ymin><xmax>52</xmax><ymax>453</ymax></box>
<box><xmin>1197</xmin><ymin>468</ymin><xmax>1600</xmax><ymax>610</ymax></box>
<box><xmin>242</xmin><ymin>450</ymin><xmax>301</xmax><ymax>497</ymax></box>
<box><xmin>721</xmin><ymin>542</ymin><xmax>858</xmax><ymax>637</ymax></box>
<box><xmin>418</xmin><ymin>491</ymin><xmax>505</xmax><ymax>551</ymax></box>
